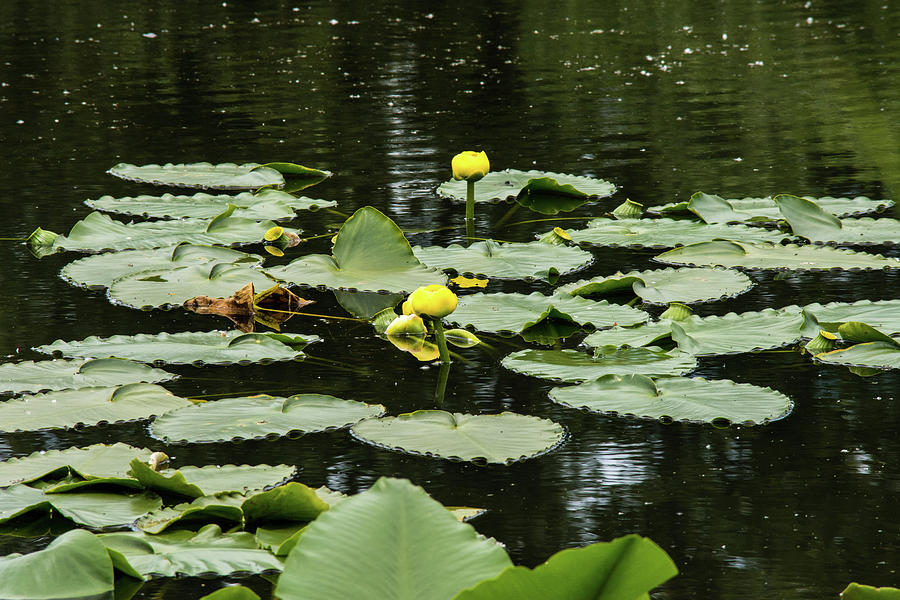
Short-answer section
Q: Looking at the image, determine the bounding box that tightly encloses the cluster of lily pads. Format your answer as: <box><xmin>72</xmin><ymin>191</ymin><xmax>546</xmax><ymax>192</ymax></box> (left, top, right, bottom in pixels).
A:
<box><xmin>5</xmin><ymin>160</ymin><xmax>900</xmax><ymax>597</ymax></box>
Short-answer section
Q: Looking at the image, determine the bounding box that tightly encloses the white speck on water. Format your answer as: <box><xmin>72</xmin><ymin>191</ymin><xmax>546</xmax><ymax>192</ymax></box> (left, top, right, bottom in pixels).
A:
<box><xmin>142</xmin><ymin>32</ymin><xmax>157</xmax><ymax>38</ymax></box>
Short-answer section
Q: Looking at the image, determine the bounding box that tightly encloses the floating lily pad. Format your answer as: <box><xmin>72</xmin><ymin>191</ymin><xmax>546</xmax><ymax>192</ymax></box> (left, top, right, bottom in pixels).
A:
<box><xmin>265</xmin><ymin>206</ymin><xmax>446</xmax><ymax>293</ymax></box>
<box><xmin>448</xmin><ymin>292</ymin><xmax>649</xmax><ymax>334</ymax></box>
<box><xmin>649</xmin><ymin>193</ymin><xmax>893</xmax><ymax>221</ymax></box>
<box><xmin>107</xmin><ymin>263</ymin><xmax>276</xmax><ymax>309</ymax></box>
<box><xmin>412</xmin><ymin>240</ymin><xmax>593</xmax><ymax>281</ymax></box>
<box><xmin>35</xmin><ymin>330</ymin><xmax>319</xmax><ymax>365</ymax></box>
<box><xmin>801</xmin><ymin>299</ymin><xmax>900</xmax><ymax>336</ymax></box>
<box><xmin>775</xmin><ymin>194</ymin><xmax>900</xmax><ymax>245</ymax></box>
<box><xmin>556</xmin><ymin>267</ymin><xmax>753</xmax><ymax>304</ymax></box>
<box><xmin>100</xmin><ymin>524</ymin><xmax>284</xmax><ymax>578</ymax></box>
<box><xmin>275</xmin><ymin>478</ymin><xmax>513</xmax><ymax>600</ymax></box>
<box><xmin>501</xmin><ymin>347</ymin><xmax>697</xmax><ymax>383</ymax></box>
<box><xmin>840</xmin><ymin>583</ymin><xmax>900</xmax><ymax>599</ymax></box>
<box><xmin>135</xmin><ymin>493</ymin><xmax>246</xmax><ymax>534</ymax></box>
<box><xmin>351</xmin><ymin>410</ymin><xmax>564</xmax><ymax>464</ymax></box>
<box><xmin>550</xmin><ymin>374</ymin><xmax>793</xmax><ymax>425</ymax></box>
<box><xmin>129</xmin><ymin>460</ymin><xmax>295</xmax><ymax>499</ymax></box>
<box><xmin>108</xmin><ymin>162</ymin><xmax>285</xmax><ymax>190</ymax></box>
<box><xmin>61</xmin><ymin>243</ymin><xmax>263</xmax><ymax>289</ymax></box>
<box><xmin>654</xmin><ymin>240</ymin><xmax>900</xmax><ymax>270</ymax></box>
<box><xmin>437</xmin><ymin>169</ymin><xmax>615</xmax><ymax>204</ymax></box>
<box><xmin>0</xmin><ymin>358</ymin><xmax>175</xmax><ymax>395</ymax></box>
<box><xmin>814</xmin><ymin>328</ymin><xmax>900</xmax><ymax>369</ymax></box>
<box><xmin>0</xmin><ymin>484</ymin><xmax>162</xmax><ymax>529</ymax></box>
<box><xmin>151</xmin><ymin>394</ymin><xmax>386</xmax><ymax>443</ymax></box>
<box><xmin>577</xmin><ymin>321</ymin><xmax>673</xmax><ymax>349</ymax></box>
<box><xmin>563</xmin><ymin>218</ymin><xmax>787</xmax><ymax>249</ymax></box>
<box><xmin>86</xmin><ymin>189</ymin><xmax>335</xmax><ymax>220</ymax></box>
<box><xmin>0</xmin><ymin>443</ymin><xmax>153</xmax><ymax>488</ymax></box>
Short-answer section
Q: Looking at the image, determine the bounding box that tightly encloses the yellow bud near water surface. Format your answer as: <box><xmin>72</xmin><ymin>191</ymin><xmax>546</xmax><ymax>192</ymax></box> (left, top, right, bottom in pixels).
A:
<box><xmin>408</xmin><ymin>284</ymin><xmax>458</xmax><ymax>319</ymax></box>
<box><xmin>451</xmin><ymin>151</ymin><xmax>490</xmax><ymax>182</ymax></box>
<box><xmin>385</xmin><ymin>313</ymin><xmax>427</xmax><ymax>337</ymax></box>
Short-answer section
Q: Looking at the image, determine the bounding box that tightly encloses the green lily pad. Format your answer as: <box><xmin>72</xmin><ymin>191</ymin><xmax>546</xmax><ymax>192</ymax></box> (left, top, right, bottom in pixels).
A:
<box><xmin>556</xmin><ymin>267</ymin><xmax>753</xmax><ymax>304</ymax></box>
<box><xmin>0</xmin><ymin>529</ymin><xmax>117</xmax><ymax>599</ymax></box>
<box><xmin>200</xmin><ymin>585</ymin><xmax>262</xmax><ymax>600</ymax></box>
<box><xmin>35</xmin><ymin>330</ymin><xmax>319</xmax><ymax>365</ymax></box>
<box><xmin>151</xmin><ymin>394</ymin><xmax>386</xmax><ymax>443</ymax></box>
<box><xmin>815</xmin><ymin>340</ymin><xmax>900</xmax><ymax>370</ymax></box>
<box><xmin>107</xmin><ymin>263</ymin><xmax>275</xmax><ymax>309</ymax></box>
<box><xmin>437</xmin><ymin>169</ymin><xmax>615</xmax><ymax>204</ymax></box>
<box><xmin>550</xmin><ymin>374</ymin><xmax>793</xmax><ymax>425</ymax></box>
<box><xmin>649</xmin><ymin>193</ymin><xmax>894</xmax><ymax>222</ymax></box>
<box><xmin>501</xmin><ymin>347</ymin><xmax>697</xmax><ymax>383</ymax></box>
<box><xmin>100</xmin><ymin>523</ymin><xmax>284</xmax><ymax>578</ymax></box>
<box><xmin>275</xmin><ymin>477</ymin><xmax>513</xmax><ymax>600</ymax></box>
<box><xmin>0</xmin><ymin>443</ymin><xmax>153</xmax><ymax>488</ymax></box>
<box><xmin>351</xmin><ymin>410</ymin><xmax>565</xmax><ymax>464</ymax></box>
<box><xmin>108</xmin><ymin>162</ymin><xmax>285</xmax><ymax>190</ymax></box>
<box><xmin>258</xmin><ymin>162</ymin><xmax>331</xmax><ymax>179</ymax></box>
<box><xmin>333</xmin><ymin>290</ymin><xmax>404</xmax><ymax>321</ymax></box>
<box><xmin>28</xmin><ymin>208</ymin><xmax>297</xmax><ymax>255</ymax></box>
<box><xmin>563</xmin><ymin>218</ymin><xmax>787</xmax><ymax>249</ymax></box>
<box><xmin>0</xmin><ymin>383</ymin><xmax>191</xmax><ymax>433</ymax></box>
<box><xmin>86</xmin><ymin>189</ymin><xmax>336</xmax><ymax>220</ymax></box>
<box><xmin>776</xmin><ymin>194</ymin><xmax>900</xmax><ymax>245</ymax></box>
<box><xmin>265</xmin><ymin>206</ymin><xmax>446</xmax><ymax>293</ymax></box>
<box><xmin>134</xmin><ymin>493</ymin><xmax>246</xmax><ymax>534</ymax></box>
<box><xmin>61</xmin><ymin>243</ymin><xmax>263</xmax><ymax>289</ymax></box>
<box><xmin>800</xmin><ymin>299</ymin><xmax>900</xmax><ymax>336</ymax></box>
<box><xmin>654</xmin><ymin>240</ymin><xmax>900</xmax><ymax>270</ymax></box>
<box><xmin>128</xmin><ymin>460</ymin><xmax>295</xmax><ymax>499</ymax></box>
<box><xmin>576</xmin><ymin>321</ymin><xmax>673</xmax><ymax>350</ymax></box>
<box><xmin>448</xmin><ymin>292</ymin><xmax>650</xmax><ymax>334</ymax></box>
<box><xmin>0</xmin><ymin>358</ymin><xmax>175</xmax><ymax>395</ymax></box>
<box><xmin>0</xmin><ymin>483</ymin><xmax>162</xmax><ymax>529</ymax></box>
<box><xmin>412</xmin><ymin>240</ymin><xmax>593</xmax><ymax>281</ymax></box>
<box><xmin>840</xmin><ymin>583</ymin><xmax>900</xmax><ymax>599</ymax></box>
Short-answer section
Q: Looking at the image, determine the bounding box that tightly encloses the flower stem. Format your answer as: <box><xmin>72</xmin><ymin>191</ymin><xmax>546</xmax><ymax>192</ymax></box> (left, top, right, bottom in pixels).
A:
<box><xmin>432</xmin><ymin>318</ymin><xmax>451</xmax><ymax>364</ymax></box>
<box><xmin>434</xmin><ymin>361</ymin><xmax>450</xmax><ymax>406</ymax></box>
<box><xmin>465</xmin><ymin>179</ymin><xmax>475</xmax><ymax>241</ymax></box>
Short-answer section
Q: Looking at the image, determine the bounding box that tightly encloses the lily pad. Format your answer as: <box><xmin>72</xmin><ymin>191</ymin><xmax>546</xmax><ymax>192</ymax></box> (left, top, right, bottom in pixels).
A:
<box><xmin>0</xmin><ymin>358</ymin><xmax>175</xmax><ymax>395</ymax></box>
<box><xmin>275</xmin><ymin>477</ymin><xmax>513</xmax><ymax>600</ymax></box>
<box><xmin>265</xmin><ymin>206</ymin><xmax>446</xmax><ymax>293</ymax></box>
<box><xmin>28</xmin><ymin>208</ymin><xmax>297</xmax><ymax>255</ymax></box>
<box><xmin>108</xmin><ymin>162</ymin><xmax>285</xmax><ymax>190</ymax></box>
<box><xmin>107</xmin><ymin>263</ymin><xmax>276</xmax><ymax>309</ymax></box>
<box><xmin>814</xmin><ymin>336</ymin><xmax>900</xmax><ymax>370</ymax></box>
<box><xmin>649</xmin><ymin>193</ymin><xmax>894</xmax><ymax>221</ymax></box>
<box><xmin>61</xmin><ymin>243</ymin><xmax>263</xmax><ymax>289</ymax></box>
<box><xmin>135</xmin><ymin>494</ymin><xmax>246</xmax><ymax>534</ymax></box>
<box><xmin>449</xmin><ymin>292</ymin><xmax>649</xmax><ymax>334</ymax></box>
<box><xmin>776</xmin><ymin>194</ymin><xmax>900</xmax><ymax>245</ymax></box>
<box><xmin>0</xmin><ymin>383</ymin><xmax>191</xmax><ymax>433</ymax></box>
<box><xmin>654</xmin><ymin>240</ymin><xmax>900</xmax><ymax>271</ymax></box>
<box><xmin>801</xmin><ymin>299</ymin><xmax>900</xmax><ymax>336</ymax></box>
<box><xmin>0</xmin><ymin>484</ymin><xmax>163</xmax><ymax>529</ymax></box>
<box><xmin>0</xmin><ymin>443</ymin><xmax>153</xmax><ymax>488</ymax></box>
<box><xmin>412</xmin><ymin>240</ymin><xmax>593</xmax><ymax>281</ymax></box>
<box><xmin>151</xmin><ymin>394</ymin><xmax>386</xmax><ymax>443</ymax></box>
<box><xmin>35</xmin><ymin>330</ymin><xmax>319</xmax><ymax>365</ymax></box>
<box><xmin>100</xmin><ymin>524</ymin><xmax>284</xmax><ymax>578</ymax></box>
<box><xmin>562</xmin><ymin>218</ymin><xmax>787</xmax><ymax>249</ymax></box>
<box><xmin>128</xmin><ymin>460</ymin><xmax>295</xmax><ymax>499</ymax></box>
<box><xmin>351</xmin><ymin>410</ymin><xmax>565</xmax><ymax>464</ymax></box>
<box><xmin>437</xmin><ymin>169</ymin><xmax>615</xmax><ymax>204</ymax></box>
<box><xmin>86</xmin><ymin>189</ymin><xmax>335</xmax><ymax>220</ymax></box>
<box><xmin>840</xmin><ymin>583</ymin><xmax>900</xmax><ymax>599</ymax></box>
<box><xmin>556</xmin><ymin>267</ymin><xmax>753</xmax><ymax>304</ymax></box>
<box><xmin>501</xmin><ymin>347</ymin><xmax>697</xmax><ymax>383</ymax></box>
<box><xmin>550</xmin><ymin>374</ymin><xmax>793</xmax><ymax>425</ymax></box>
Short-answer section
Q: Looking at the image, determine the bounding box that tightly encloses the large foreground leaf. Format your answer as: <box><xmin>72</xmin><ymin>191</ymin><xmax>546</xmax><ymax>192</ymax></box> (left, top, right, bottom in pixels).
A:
<box><xmin>502</xmin><ymin>347</ymin><xmax>697</xmax><ymax>383</ymax></box>
<box><xmin>437</xmin><ymin>169</ymin><xmax>615</xmax><ymax>204</ymax></box>
<box><xmin>448</xmin><ymin>292</ymin><xmax>649</xmax><ymax>334</ymax></box>
<box><xmin>351</xmin><ymin>411</ymin><xmax>564</xmax><ymax>464</ymax></box>
<box><xmin>86</xmin><ymin>189</ymin><xmax>335</xmax><ymax>220</ymax></box>
<box><xmin>265</xmin><ymin>206</ymin><xmax>446</xmax><ymax>293</ymax></box>
<box><xmin>128</xmin><ymin>460</ymin><xmax>295</xmax><ymax>499</ymax></box>
<box><xmin>0</xmin><ymin>383</ymin><xmax>191</xmax><ymax>432</ymax></box>
<box><xmin>108</xmin><ymin>162</ymin><xmax>284</xmax><ymax>189</ymax></box>
<box><xmin>563</xmin><ymin>218</ymin><xmax>786</xmax><ymax>248</ymax></box>
<box><xmin>455</xmin><ymin>534</ymin><xmax>678</xmax><ymax>600</ymax></box>
<box><xmin>0</xmin><ymin>529</ymin><xmax>116</xmax><ymax>599</ymax></box>
<box><xmin>101</xmin><ymin>524</ymin><xmax>284</xmax><ymax>578</ymax></box>
<box><xmin>61</xmin><ymin>243</ymin><xmax>262</xmax><ymax>289</ymax></box>
<box><xmin>35</xmin><ymin>330</ymin><xmax>319</xmax><ymax>365</ymax></box>
<box><xmin>654</xmin><ymin>240</ymin><xmax>900</xmax><ymax>270</ymax></box>
<box><xmin>152</xmin><ymin>393</ymin><xmax>386</xmax><ymax>443</ymax></box>
<box><xmin>0</xmin><ymin>358</ymin><xmax>175</xmax><ymax>395</ymax></box>
<box><xmin>413</xmin><ymin>240</ymin><xmax>593</xmax><ymax>281</ymax></box>
<box><xmin>0</xmin><ymin>443</ymin><xmax>153</xmax><ymax>488</ymax></box>
<box><xmin>275</xmin><ymin>477</ymin><xmax>513</xmax><ymax>600</ymax></box>
<box><xmin>0</xmin><ymin>484</ymin><xmax>162</xmax><ymax>529</ymax></box>
<box><xmin>550</xmin><ymin>374</ymin><xmax>793</xmax><ymax>425</ymax></box>
<box><xmin>107</xmin><ymin>263</ymin><xmax>275</xmax><ymax>309</ymax></box>
<box><xmin>556</xmin><ymin>267</ymin><xmax>753</xmax><ymax>304</ymax></box>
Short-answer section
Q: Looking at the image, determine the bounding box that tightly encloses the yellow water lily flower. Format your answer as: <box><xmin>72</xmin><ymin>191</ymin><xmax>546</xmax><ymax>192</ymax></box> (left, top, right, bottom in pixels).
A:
<box><xmin>451</xmin><ymin>151</ymin><xmax>490</xmax><ymax>182</ymax></box>
<box><xmin>408</xmin><ymin>284</ymin><xmax>458</xmax><ymax>318</ymax></box>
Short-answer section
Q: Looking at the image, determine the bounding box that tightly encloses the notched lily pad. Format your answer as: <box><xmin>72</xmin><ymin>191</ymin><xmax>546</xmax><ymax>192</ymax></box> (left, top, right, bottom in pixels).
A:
<box><xmin>0</xmin><ymin>358</ymin><xmax>175</xmax><ymax>395</ymax></box>
<box><xmin>351</xmin><ymin>410</ymin><xmax>565</xmax><ymax>464</ymax></box>
<box><xmin>128</xmin><ymin>459</ymin><xmax>295</xmax><ymax>499</ymax></box>
<box><xmin>108</xmin><ymin>162</ymin><xmax>285</xmax><ymax>190</ymax></box>
<box><xmin>437</xmin><ymin>169</ymin><xmax>615</xmax><ymax>204</ymax></box>
<box><xmin>562</xmin><ymin>218</ymin><xmax>787</xmax><ymax>249</ymax></box>
<box><xmin>502</xmin><ymin>346</ymin><xmax>697</xmax><ymax>383</ymax></box>
<box><xmin>550</xmin><ymin>374</ymin><xmax>793</xmax><ymax>425</ymax></box>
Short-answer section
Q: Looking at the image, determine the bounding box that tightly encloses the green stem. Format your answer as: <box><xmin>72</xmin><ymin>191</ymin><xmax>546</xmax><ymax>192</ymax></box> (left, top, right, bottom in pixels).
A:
<box><xmin>434</xmin><ymin>361</ymin><xmax>450</xmax><ymax>407</ymax></box>
<box><xmin>432</xmin><ymin>318</ymin><xmax>451</xmax><ymax>364</ymax></box>
<box><xmin>465</xmin><ymin>179</ymin><xmax>475</xmax><ymax>241</ymax></box>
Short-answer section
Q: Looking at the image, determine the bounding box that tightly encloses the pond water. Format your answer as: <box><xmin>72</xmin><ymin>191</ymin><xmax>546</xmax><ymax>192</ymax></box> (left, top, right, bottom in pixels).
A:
<box><xmin>1</xmin><ymin>1</ymin><xmax>899</xmax><ymax>598</ymax></box>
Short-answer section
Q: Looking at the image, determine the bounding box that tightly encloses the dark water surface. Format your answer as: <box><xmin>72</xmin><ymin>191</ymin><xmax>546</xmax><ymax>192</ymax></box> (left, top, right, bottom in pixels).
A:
<box><xmin>1</xmin><ymin>2</ymin><xmax>899</xmax><ymax>598</ymax></box>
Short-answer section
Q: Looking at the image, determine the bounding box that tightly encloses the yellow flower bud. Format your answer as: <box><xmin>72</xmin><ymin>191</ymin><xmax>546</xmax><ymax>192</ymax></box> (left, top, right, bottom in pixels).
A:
<box><xmin>451</xmin><ymin>151</ymin><xmax>490</xmax><ymax>182</ymax></box>
<box><xmin>401</xmin><ymin>299</ymin><xmax>415</xmax><ymax>315</ymax></box>
<box><xmin>408</xmin><ymin>284</ymin><xmax>458</xmax><ymax>318</ymax></box>
<box><xmin>385</xmin><ymin>314</ymin><xmax>427</xmax><ymax>337</ymax></box>
<box><xmin>264</xmin><ymin>226</ymin><xmax>285</xmax><ymax>242</ymax></box>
